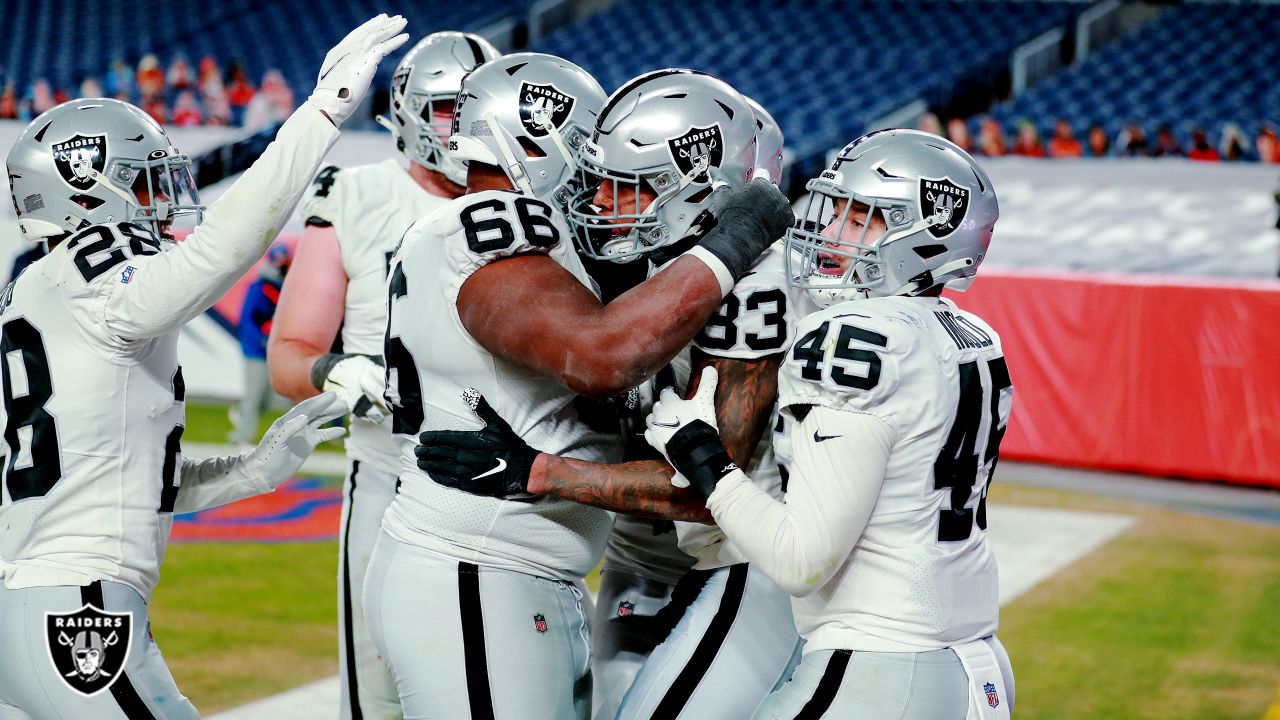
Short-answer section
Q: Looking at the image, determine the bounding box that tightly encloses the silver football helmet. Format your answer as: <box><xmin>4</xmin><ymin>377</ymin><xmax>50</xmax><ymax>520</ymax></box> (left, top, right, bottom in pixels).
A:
<box><xmin>786</xmin><ymin>129</ymin><xmax>998</xmax><ymax>306</ymax></box>
<box><xmin>448</xmin><ymin>52</ymin><xmax>605</xmax><ymax>201</ymax></box>
<box><xmin>568</xmin><ymin>69</ymin><xmax>757</xmax><ymax>262</ymax></box>
<box><xmin>746</xmin><ymin>96</ymin><xmax>784</xmax><ymax>186</ymax></box>
<box><xmin>7</xmin><ymin>98</ymin><xmax>203</xmax><ymax>241</ymax></box>
<box><xmin>377</xmin><ymin>31</ymin><xmax>500</xmax><ymax>185</ymax></box>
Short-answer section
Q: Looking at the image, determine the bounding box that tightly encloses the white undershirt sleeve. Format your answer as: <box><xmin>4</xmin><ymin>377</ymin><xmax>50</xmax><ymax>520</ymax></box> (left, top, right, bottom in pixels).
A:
<box><xmin>100</xmin><ymin>103</ymin><xmax>340</xmax><ymax>340</ymax></box>
<box><xmin>706</xmin><ymin>404</ymin><xmax>896</xmax><ymax>597</ymax></box>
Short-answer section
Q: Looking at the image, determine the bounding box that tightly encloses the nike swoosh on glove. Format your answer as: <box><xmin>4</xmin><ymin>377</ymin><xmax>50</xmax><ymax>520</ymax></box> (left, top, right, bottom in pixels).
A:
<box><xmin>414</xmin><ymin>389</ymin><xmax>541</xmax><ymax>498</ymax></box>
<box><xmin>644</xmin><ymin>366</ymin><xmax>737</xmax><ymax>500</ymax></box>
<box><xmin>308</xmin><ymin>14</ymin><xmax>409</xmax><ymax>127</ymax></box>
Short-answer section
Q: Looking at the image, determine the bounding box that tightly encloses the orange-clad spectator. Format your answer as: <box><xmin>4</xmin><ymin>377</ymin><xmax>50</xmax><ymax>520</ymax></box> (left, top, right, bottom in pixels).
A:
<box><xmin>1187</xmin><ymin>128</ymin><xmax>1220</xmax><ymax>161</ymax></box>
<box><xmin>172</xmin><ymin>90</ymin><xmax>203</xmax><ymax>126</ymax></box>
<box><xmin>53</xmin><ymin>87</ymin><xmax>70</xmax><ymax>105</ymax></box>
<box><xmin>32</xmin><ymin>80</ymin><xmax>54</xmax><ymax>114</ymax></box>
<box><xmin>1257</xmin><ymin>124</ymin><xmax>1280</xmax><ymax>163</ymax></box>
<box><xmin>198</xmin><ymin>56</ymin><xmax>222</xmax><ymax>88</ymax></box>
<box><xmin>142</xmin><ymin>94</ymin><xmax>167</xmax><ymax>124</ymax></box>
<box><xmin>1013</xmin><ymin>120</ymin><xmax>1045</xmax><ymax>157</ymax></box>
<box><xmin>977</xmin><ymin>117</ymin><xmax>1005</xmax><ymax>156</ymax></box>
<box><xmin>918</xmin><ymin>111</ymin><xmax>943</xmax><ymax>136</ymax></box>
<box><xmin>137</xmin><ymin>54</ymin><xmax>165</xmax><ymax>99</ymax></box>
<box><xmin>168</xmin><ymin>55</ymin><xmax>193</xmax><ymax>91</ymax></box>
<box><xmin>946</xmin><ymin>117</ymin><xmax>972</xmax><ymax>152</ymax></box>
<box><xmin>1048</xmin><ymin>120</ymin><xmax>1083</xmax><ymax>157</ymax></box>
<box><xmin>225</xmin><ymin>63</ymin><xmax>255</xmax><ymax>125</ymax></box>
<box><xmin>0</xmin><ymin>84</ymin><xmax>15</xmax><ymax>119</ymax></box>
<box><xmin>1087</xmin><ymin>124</ymin><xmax>1109</xmax><ymax>157</ymax></box>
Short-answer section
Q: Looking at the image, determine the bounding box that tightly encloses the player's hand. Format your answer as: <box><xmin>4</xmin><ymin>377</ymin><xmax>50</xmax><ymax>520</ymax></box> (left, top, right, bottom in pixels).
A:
<box><xmin>308</xmin><ymin>14</ymin><xmax>410</xmax><ymax>127</ymax></box>
<box><xmin>644</xmin><ymin>367</ymin><xmax>737</xmax><ymax>500</ymax></box>
<box><xmin>692</xmin><ymin>178</ymin><xmax>796</xmax><ymax>284</ymax></box>
<box><xmin>246</xmin><ymin>392</ymin><xmax>348</xmax><ymax>487</ymax></box>
<box><xmin>415</xmin><ymin>389</ymin><xmax>541</xmax><ymax>498</ymax></box>
<box><xmin>318</xmin><ymin>354</ymin><xmax>390</xmax><ymax>424</ymax></box>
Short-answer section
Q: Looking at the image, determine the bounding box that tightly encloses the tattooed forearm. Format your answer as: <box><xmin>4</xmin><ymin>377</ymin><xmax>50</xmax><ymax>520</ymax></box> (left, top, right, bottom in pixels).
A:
<box><xmin>688</xmin><ymin>348</ymin><xmax>782</xmax><ymax>464</ymax></box>
<box><xmin>528</xmin><ymin>455</ymin><xmax>714</xmax><ymax>523</ymax></box>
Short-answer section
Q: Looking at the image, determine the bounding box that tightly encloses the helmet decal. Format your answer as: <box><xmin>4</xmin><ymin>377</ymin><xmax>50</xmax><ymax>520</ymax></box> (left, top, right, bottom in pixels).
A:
<box><xmin>518</xmin><ymin>82</ymin><xmax>575</xmax><ymax>137</ymax></box>
<box><xmin>666</xmin><ymin>124</ymin><xmax>723</xmax><ymax>184</ymax></box>
<box><xmin>919</xmin><ymin>176</ymin><xmax>970</xmax><ymax>238</ymax></box>
<box><xmin>52</xmin><ymin>134</ymin><xmax>106</xmax><ymax>190</ymax></box>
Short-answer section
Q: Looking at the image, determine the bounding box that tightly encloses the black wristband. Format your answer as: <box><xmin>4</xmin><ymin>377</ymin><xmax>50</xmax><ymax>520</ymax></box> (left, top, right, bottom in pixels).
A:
<box><xmin>309</xmin><ymin>353</ymin><xmax>385</xmax><ymax>391</ymax></box>
<box><xmin>664</xmin><ymin>420</ymin><xmax>738</xmax><ymax>500</ymax></box>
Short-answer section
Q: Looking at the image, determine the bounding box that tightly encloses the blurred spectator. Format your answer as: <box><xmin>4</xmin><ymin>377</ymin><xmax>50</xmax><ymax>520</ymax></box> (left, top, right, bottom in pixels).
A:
<box><xmin>1048</xmin><ymin>119</ymin><xmax>1083</xmax><ymax>158</ymax></box>
<box><xmin>137</xmin><ymin>54</ymin><xmax>165</xmax><ymax>99</ymax></box>
<box><xmin>1187</xmin><ymin>128</ymin><xmax>1220</xmax><ymax>162</ymax></box>
<box><xmin>918</xmin><ymin>112</ymin><xmax>943</xmax><ymax>136</ymax></box>
<box><xmin>201</xmin><ymin>75</ymin><xmax>232</xmax><ymax>126</ymax></box>
<box><xmin>1221</xmin><ymin>123</ymin><xmax>1249</xmax><ymax>161</ymax></box>
<box><xmin>105</xmin><ymin>58</ymin><xmax>134</xmax><ymax>99</ymax></box>
<box><xmin>946</xmin><ymin>118</ymin><xmax>972</xmax><ymax>152</ymax></box>
<box><xmin>172</xmin><ymin>90</ymin><xmax>203</xmax><ymax>126</ymax></box>
<box><xmin>142</xmin><ymin>94</ymin><xmax>167</xmax><ymax>124</ymax></box>
<box><xmin>31</xmin><ymin>80</ymin><xmax>54</xmax><ymax>114</ymax></box>
<box><xmin>53</xmin><ymin>87</ymin><xmax>69</xmax><ymax>105</ymax></box>
<box><xmin>1258</xmin><ymin>124</ymin><xmax>1280</xmax><ymax>164</ymax></box>
<box><xmin>1087</xmin><ymin>124</ymin><xmax>1110</xmax><ymax>157</ymax></box>
<box><xmin>17</xmin><ymin>96</ymin><xmax>33</xmax><ymax>121</ymax></box>
<box><xmin>977</xmin><ymin>117</ymin><xmax>1005</xmax><ymax>157</ymax></box>
<box><xmin>1153</xmin><ymin>125</ymin><xmax>1185</xmax><ymax>157</ymax></box>
<box><xmin>244</xmin><ymin>69</ymin><xmax>294</xmax><ymax>130</ymax></box>
<box><xmin>167</xmin><ymin>55</ymin><xmax>193</xmax><ymax>91</ymax></box>
<box><xmin>1013</xmin><ymin>121</ymin><xmax>1045</xmax><ymax>157</ymax></box>
<box><xmin>225</xmin><ymin>62</ymin><xmax>255</xmax><ymax>125</ymax></box>
<box><xmin>0</xmin><ymin>83</ymin><xmax>16</xmax><ymax>119</ymax></box>
<box><xmin>1116</xmin><ymin>123</ymin><xmax>1150</xmax><ymax>157</ymax></box>
<box><xmin>198</xmin><ymin>56</ymin><xmax>222</xmax><ymax>87</ymax></box>
<box><xmin>80</xmin><ymin>77</ymin><xmax>103</xmax><ymax>98</ymax></box>
<box><xmin>230</xmin><ymin>245</ymin><xmax>291</xmax><ymax>445</ymax></box>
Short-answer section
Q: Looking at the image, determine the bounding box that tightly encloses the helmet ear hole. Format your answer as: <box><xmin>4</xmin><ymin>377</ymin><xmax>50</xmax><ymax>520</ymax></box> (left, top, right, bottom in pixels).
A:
<box><xmin>517</xmin><ymin>136</ymin><xmax>545</xmax><ymax>157</ymax></box>
<box><xmin>68</xmin><ymin>194</ymin><xmax>105</xmax><ymax>210</ymax></box>
<box><xmin>913</xmin><ymin>244</ymin><xmax>947</xmax><ymax>260</ymax></box>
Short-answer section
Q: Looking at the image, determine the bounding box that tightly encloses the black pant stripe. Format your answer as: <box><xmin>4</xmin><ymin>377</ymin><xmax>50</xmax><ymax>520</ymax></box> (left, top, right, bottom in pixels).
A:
<box><xmin>341</xmin><ymin>460</ymin><xmax>363</xmax><ymax>720</ymax></box>
<box><xmin>792</xmin><ymin>649</ymin><xmax>853</xmax><ymax>719</ymax></box>
<box><xmin>79</xmin><ymin>582</ymin><xmax>158</xmax><ymax>720</ymax></box>
<box><xmin>651</xmin><ymin>563</ymin><xmax>750</xmax><ymax>720</ymax></box>
<box><xmin>459</xmin><ymin>562</ymin><xmax>495</xmax><ymax>720</ymax></box>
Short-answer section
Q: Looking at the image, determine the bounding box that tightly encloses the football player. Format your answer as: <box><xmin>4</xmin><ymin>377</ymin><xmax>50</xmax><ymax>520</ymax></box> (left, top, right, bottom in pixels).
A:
<box><xmin>365</xmin><ymin>55</ymin><xmax>792</xmax><ymax>719</ymax></box>
<box><xmin>266</xmin><ymin>30</ymin><xmax>498</xmax><ymax>720</ymax></box>
<box><xmin>0</xmin><ymin>15</ymin><xmax>407</xmax><ymax>719</ymax></box>
<box><xmin>416</xmin><ymin>73</ymin><xmax>818</xmax><ymax>719</ymax></box>
<box><xmin>643</xmin><ymin>129</ymin><xmax>1016</xmax><ymax>719</ymax></box>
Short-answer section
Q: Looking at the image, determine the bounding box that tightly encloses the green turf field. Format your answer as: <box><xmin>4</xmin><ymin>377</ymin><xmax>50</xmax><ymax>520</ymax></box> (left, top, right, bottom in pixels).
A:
<box><xmin>151</xmin><ymin>477</ymin><xmax>1280</xmax><ymax>718</ymax></box>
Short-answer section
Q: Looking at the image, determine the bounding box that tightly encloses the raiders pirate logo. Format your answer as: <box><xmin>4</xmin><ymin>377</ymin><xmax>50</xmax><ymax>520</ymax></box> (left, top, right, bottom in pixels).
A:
<box><xmin>45</xmin><ymin>605</ymin><xmax>133</xmax><ymax>697</ymax></box>
<box><xmin>52</xmin><ymin>134</ymin><xmax>107</xmax><ymax>191</ymax></box>
<box><xmin>519</xmin><ymin>83</ymin><xmax>575</xmax><ymax>138</ymax></box>
<box><xmin>391</xmin><ymin>65</ymin><xmax>411</xmax><ymax>110</ymax></box>
<box><xmin>666</xmin><ymin>124</ymin><xmax>723</xmax><ymax>184</ymax></box>
<box><xmin>919</xmin><ymin>176</ymin><xmax>969</xmax><ymax>239</ymax></box>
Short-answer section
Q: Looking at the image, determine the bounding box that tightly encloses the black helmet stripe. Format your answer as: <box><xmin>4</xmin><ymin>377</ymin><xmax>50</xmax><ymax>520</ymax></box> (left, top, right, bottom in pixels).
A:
<box><xmin>464</xmin><ymin>35</ymin><xmax>486</xmax><ymax>66</ymax></box>
<box><xmin>599</xmin><ymin>68</ymin><xmax>713</xmax><ymax>124</ymax></box>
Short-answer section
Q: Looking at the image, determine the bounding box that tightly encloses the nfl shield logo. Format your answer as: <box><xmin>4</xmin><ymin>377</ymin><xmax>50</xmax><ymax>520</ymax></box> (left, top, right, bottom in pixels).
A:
<box><xmin>984</xmin><ymin>682</ymin><xmax>1000</xmax><ymax>708</ymax></box>
<box><xmin>45</xmin><ymin>605</ymin><xmax>133</xmax><ymax>697</ymax></box>
<box><xmin>533</xmin><ymin>613</ymin><xmax>548</xmax><ymax>634</ymax></box>
<box><xmin>519</xmin><ymin>83</ymin><xmax>576</xmax><ymax>138</ymax></box>
<box><xmin>51</xmin><ymin>134</ymin><xmax>107</xmax><ymax>191</ymax></box>
<box><xmin>666</xmin><ymin>124</ymin><xmax>723</xmax><ymax>184</ymax></box>
<box><xmin>918</xmin><ymin>175</ymin><xmax>970</xmax><ymax>239</ymax></box>
<box><xmin>617</xmin><ymin>601</ymin><xmax>635</xmax><ymax>617</ymax></box>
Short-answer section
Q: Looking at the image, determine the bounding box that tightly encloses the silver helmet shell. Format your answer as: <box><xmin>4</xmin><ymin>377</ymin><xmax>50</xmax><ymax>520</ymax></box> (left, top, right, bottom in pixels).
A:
<box><xmin>568</xmin><ymin>69</ymin><xmax>757</xmax><ymax>262</ymax></box>
<box><xmin>786</xmin><ymin>129</ymin><xmax>998</xmax><ymax>306</ymax></box>
<box><xmin>7</xmin><ymin>98</ymin><xmax>202</xmax><ymax>241</ymax></box>
<box><xmin>746</xmin><ymin>96</ymin><xmax>784</xmax><ymax>186</ymax></box>
<box><xmin>380</xmin><ymin>31</ymin><xmax>500</xmax><ymax>185</ymax></box>
<box><xmin>447</xmin><ymin>52</ymin><xmax>605</xmax><ymax>202</ymax></box>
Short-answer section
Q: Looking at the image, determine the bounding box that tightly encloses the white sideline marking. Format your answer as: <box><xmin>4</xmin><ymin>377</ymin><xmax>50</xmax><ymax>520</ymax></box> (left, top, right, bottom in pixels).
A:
<box><xmin>208</xmin><ymin>504</ymin><xmax>1136</xmax><ymax>719</ymax></box>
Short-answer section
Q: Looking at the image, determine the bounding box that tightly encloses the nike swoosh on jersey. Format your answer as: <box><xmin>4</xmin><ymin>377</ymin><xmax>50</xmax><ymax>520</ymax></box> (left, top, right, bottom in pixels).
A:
<box><xmin>652</xmin><ymin>418</ymin><xmax>681</xmax><ymax>429</ymax></box>
<box><xmin>813</xmin><ymin>430</ymin><xmax>843</xmax><ymax>443</ymax></box>
<box><xmin>472</xmin><ymin>458</ymin><xmax>507</xmax><ymax>480</ymax></box>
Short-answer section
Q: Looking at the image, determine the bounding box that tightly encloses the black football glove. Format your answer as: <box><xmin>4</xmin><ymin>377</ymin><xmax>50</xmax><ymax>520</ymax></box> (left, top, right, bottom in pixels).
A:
<box><xmin>415</xmin><ymin>389</ymin><xmax>540</xmax><ymax>498</ymax></box>
<box><xmin>694</xmin><ymin>178</ymin><xmax>796</xmax><ymax>282</ymax></box>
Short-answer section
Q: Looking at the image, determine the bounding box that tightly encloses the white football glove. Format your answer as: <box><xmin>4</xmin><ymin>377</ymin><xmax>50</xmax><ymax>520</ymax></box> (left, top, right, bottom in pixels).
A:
<box><xmin>245</xmin><ymin>392</ymin><xmax>348</xmax><ymax>487</ymax></box>
<box><xmin>644</xmin><ymin>366</ymin><xmax>720</xmax><ymax>489</ymax></box>
<box><xmin>307</xmin><ymin>14</ymin><xmax>410</xmax><ymax>127</ymax></box>
<box><xmin>323</xmin><ymin>355</ymin><xmax>391</xmax><ymax>424</ymax></box>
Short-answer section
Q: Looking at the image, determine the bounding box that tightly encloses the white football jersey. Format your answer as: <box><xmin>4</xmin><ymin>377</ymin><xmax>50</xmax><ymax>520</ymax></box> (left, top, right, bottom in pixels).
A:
<box><xmin>777</xmin><ymin>295</ymin><xmax>1012</xmax><ymax>651</ymax></box>
<box><xmin>298</xmin><ymin>159</ymin><xmax>451</xmax><ymax>475</ymax></box>
<box><xmin>0</xmin><ymin>225</ymin><xmax>185</xmax><ymax>601</ymax></box>
<box><xmin>381</xmin><ymin>190</ymin><xmax>619</xmax><ymax>582</ymax></box>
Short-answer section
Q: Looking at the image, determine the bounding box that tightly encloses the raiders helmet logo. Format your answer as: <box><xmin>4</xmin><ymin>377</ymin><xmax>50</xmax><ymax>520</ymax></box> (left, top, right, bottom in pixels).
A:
<box><xmin>519</xmin><ymin>83</ymin><xmax>575</xmax><ymax>138</ymax></box>
<box><xmin>667</xmin><ymin>124</ymin><xmax>723</xmax><ymax>184</ymax></box>
<box><xmin>391</xmin><ymin>65</ymin><xmax>411</xmax><ymax>109</ymax></box>
<box><xmin>919</xmin><ymin>176</ymin><xmax>970</xmax><ymax>238</ymax></box>
<box><xmin>45</xmin><ymin>605</ymin><xmax>133</xmax><ymax>697</ymax></box>
<box><xmin>52</xmin><ymin>134</ymin><xmax>107</xmax><ymax>191</ymax></box>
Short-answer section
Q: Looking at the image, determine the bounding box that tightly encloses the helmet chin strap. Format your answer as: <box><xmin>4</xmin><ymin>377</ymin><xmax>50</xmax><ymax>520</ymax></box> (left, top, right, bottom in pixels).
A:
<box><xmin>485</xmin><ymin>111</ymin><xmax>534</xmax><ymax>196</ymax></box>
